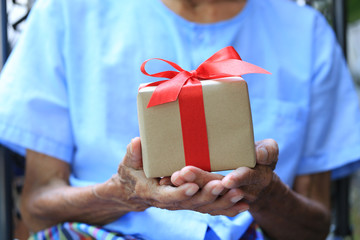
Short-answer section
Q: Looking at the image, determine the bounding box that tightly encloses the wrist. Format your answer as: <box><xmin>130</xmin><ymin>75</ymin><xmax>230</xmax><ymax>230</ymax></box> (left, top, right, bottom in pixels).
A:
<box><xmin>249</xmin><ymin>173</ymin><xmax>289</xmax><ymax>213</ymax></box>
<box><xmin>91</xmin><ymin>174</ymin><xmax>130</xmax><ymax>205</ymax></box>
<box><xmin>94</xmin><ymin>174</ymin><xmax>149</xmax><ymax>213</ymax></box>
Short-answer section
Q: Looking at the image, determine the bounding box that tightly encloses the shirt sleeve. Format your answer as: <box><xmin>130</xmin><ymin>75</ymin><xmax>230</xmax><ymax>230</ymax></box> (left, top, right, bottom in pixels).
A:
<box><xmin>0</xmin><ymin>0</ymin><xmax>74</xmax><ymax>162</ymax></box>
<box><xmin>297</xmin><ymin>12</ymin><xmax>360</xmax><ymax>177</ymax></box>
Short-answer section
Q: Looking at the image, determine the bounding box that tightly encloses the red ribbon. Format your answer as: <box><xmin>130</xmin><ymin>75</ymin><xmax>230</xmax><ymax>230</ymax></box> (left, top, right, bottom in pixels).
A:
<box><xmin>140</xmin><ymin>46</ymin><xmax>270</xmax><ymax>171</ymax></box>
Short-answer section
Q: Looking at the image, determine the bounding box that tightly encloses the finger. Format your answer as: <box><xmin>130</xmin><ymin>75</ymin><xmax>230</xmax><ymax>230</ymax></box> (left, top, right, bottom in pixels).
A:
<box><xmin>122</xmin><ymin>137</ymin><xmax>143</xmax><ymax>170</ymax></box>
<box><xmin>150</xmin><ymin>183</ymin><xmax>200</xmax><ymax>208</ymax></box>
<box><xmin>171</xmin><ymin>166</ymin><xmax>224</xmax><ymax>187</ymax></box>
<box><xmin>255</xmin><ymin>139</ymin><xmax>279</xmax><ymax>168</ymax></box>
<box><xmin>171</xmin><ymin>170</ymin><xmax>185</xmax><ymax>186</ymax></box>
<box><xmin>196</xmin><ymin>188</ymin><xmax>248</xmax><ymax>216</ymax></box>
<box><xmin>180</xmin><ymin>180</ymin><xmax>224</xmax><ymax>209</ymax></box>
<box><xmin>221</xmin><ymin>165</ymin><xmax>273</xmax><ymax>189</ymax></box>
<box><xmin>209</xmin><ymin>201</ymin><xmax>250</xmax><ymax>217</ymax></box>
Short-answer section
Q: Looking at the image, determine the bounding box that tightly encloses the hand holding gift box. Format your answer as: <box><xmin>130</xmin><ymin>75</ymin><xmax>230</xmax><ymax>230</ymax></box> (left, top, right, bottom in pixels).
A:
<box><xmin>137</xmin><ymin>46</ymin><xmax>270</xmax><ymax>178</ymax></box>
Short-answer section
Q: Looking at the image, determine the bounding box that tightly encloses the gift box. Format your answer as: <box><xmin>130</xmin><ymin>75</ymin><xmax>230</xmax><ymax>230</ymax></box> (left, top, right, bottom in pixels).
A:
<box><xmin>137</xmin><ymin>47</ymin><xmax>270</xmax><ymax>178</ymax></box>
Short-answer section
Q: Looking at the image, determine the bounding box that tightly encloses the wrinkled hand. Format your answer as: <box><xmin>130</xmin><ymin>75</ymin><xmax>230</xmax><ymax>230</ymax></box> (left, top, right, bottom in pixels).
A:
<box><xmin>170</xmin><ymin>139</ymin><xmax>279</xmax><ymax>216</ymax></box>
<box><xmin>96</xmin><ymin>137</ymin><xmax>246</xmax><ymax>214</ymax></box>
<box><xmin>222</xmin><ymin>139</ymin><xmax>278</xmax><ymax>202</ymax></box>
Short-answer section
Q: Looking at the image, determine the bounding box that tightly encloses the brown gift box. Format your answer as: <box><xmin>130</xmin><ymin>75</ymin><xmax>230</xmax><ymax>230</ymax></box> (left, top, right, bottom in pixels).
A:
<box><xmin>137</xmin><ymin>77</ymin><xmax>256</xmax><ymax>178</ymax></box>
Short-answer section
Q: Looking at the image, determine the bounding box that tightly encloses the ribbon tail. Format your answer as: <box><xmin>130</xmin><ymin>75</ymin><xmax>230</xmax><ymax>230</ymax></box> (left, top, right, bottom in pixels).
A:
<box><xmin>197</xmin><ymin>59</ymin><xmax>271</xmax><ymax>78</ymax></box>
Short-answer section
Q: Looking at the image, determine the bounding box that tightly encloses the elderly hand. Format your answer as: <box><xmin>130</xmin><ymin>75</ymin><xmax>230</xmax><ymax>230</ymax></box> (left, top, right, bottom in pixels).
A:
<box><xmin>169</xmin><ymin>139</ymin><xmax>279</xmax><ymax>216</ymax></box>
<box><xmin>94</xmin><ymin>137</ymin><xmax>201</xmax><ymax>212</ymax></box>
<box><xmin>96</xmin><ymin>137</ymin><xmax>251</xmax><ymax>214</ymax></box>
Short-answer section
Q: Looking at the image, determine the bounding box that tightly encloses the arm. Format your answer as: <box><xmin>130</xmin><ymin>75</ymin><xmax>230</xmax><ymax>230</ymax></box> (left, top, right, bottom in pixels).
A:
<box><xmin>20</xmin><ymin>138</ymin><xmax>202</xmax><ymax>232</ymax></box>
<box><xmin>249</xmin><ymin>172</ymin><xmax>331</xmax><ymax>240</ymax></box>
<box><xmin>21</xmin><ymin>150</ymin><xmax>131</xmax><ymax>231</ymax></box>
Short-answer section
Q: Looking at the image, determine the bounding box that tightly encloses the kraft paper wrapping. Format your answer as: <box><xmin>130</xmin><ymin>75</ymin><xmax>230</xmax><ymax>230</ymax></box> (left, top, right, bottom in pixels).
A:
<box><xmin>137</xmin><ymin>77</ymin><xmax>256</xmax><ymax>178</ymax></box>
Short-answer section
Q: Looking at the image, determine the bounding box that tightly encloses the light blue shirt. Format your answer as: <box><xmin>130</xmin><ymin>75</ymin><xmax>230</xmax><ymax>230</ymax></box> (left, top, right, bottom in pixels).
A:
<box><xmin>1</xmin><ymin>0</ymin><xmax>360</xmax><ymax>239</ymax></box>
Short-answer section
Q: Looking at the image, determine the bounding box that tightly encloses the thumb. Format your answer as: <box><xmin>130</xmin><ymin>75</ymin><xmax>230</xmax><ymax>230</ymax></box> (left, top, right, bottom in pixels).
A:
<box><xmin>122</xmin><ymin>137</ymin><xmax>143</xmax><ymax>170</ymax></box>
<box><xmin>255</xmin><ymin>139</ymin><xmax>278</xmax><ymax>170</ymax></box>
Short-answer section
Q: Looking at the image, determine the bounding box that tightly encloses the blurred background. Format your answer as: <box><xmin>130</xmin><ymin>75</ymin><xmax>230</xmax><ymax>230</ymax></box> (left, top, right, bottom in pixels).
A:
<box><xmin>348</xmin><ymin>0</ymin><xmax>360</xmax><ymax>237</ymax></box>
<box><xmin>1</xmin><ymin>0</ymin><xmax>360</xmax><ymax>239</ymax></box>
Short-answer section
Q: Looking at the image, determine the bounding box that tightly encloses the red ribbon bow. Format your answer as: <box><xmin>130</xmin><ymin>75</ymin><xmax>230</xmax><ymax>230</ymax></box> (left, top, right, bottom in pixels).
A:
<box><xmin>141</xmin><ymin>46</ymin><xmax>270</xmax><ymax>108</ymax></box>
<box><xmin>140</xmin><ymin>46</ymin><xmax>270</xmax><ymax>172</ymax></box>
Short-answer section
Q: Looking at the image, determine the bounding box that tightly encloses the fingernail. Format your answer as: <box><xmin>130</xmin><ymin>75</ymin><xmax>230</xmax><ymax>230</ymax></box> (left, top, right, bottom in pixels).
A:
<box><xmin>230</xmin><ymin>195</ymin><xmax>243</xmax><ymax>203</ymax></box>
<box><xmin>130</xmin><ymin>138</ymin><xmax>134</xmax><ymax>154</ymax></box>
<box><xmin>171</xmin><ymin>172</ymin><xmax>183</xmax><ymax>186</ymax></box>
<box><xmin>222</xmin><ymin>176</ymin><xmax>234</xmax><ymax>188</ymax></box>
<box><xmin>259</xmin><ymin>147</ymin><xmax>268</xmax><ymax>162</ymax></box>
<box><xmin>211</xmin><ymin>184</ymin><xmax>224</xmax><ymax>195</ymax></box>
<box><xmin>183</xmin><ymin>169</ymin><xmax>196</xmax><ymax>182</ymax></box>
<box><xmin>185</xmin><ymin>185</ymin><xmax>198</xmax><ymax>196</ymax></box>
